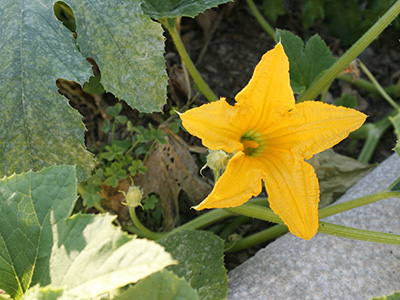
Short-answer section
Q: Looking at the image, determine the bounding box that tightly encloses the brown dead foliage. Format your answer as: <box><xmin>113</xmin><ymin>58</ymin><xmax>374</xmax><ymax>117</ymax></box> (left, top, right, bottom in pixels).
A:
<box><xmin>134</xmin><ymin>127</ymin><xmax>212</xmax><ymax>230</ymax></box>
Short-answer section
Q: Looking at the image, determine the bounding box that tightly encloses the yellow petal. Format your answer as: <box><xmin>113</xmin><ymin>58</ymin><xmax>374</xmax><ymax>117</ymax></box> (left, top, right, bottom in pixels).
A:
<box><xmin>180</xmin><ymin>98</ymin><xmax>243</xmax><ymax>153</ymax></box>
<box><xmin>264</xmin><ymin>101</ymin><xmax>367</xmax><ymax>159</ymax></box>
<box><xmin>259</xmin><ymin>149</ymin><xmax>319</xmax><ymax>240</ymax></box>
<box><xmin>235</xmin><ymin>43</ymin><xmax>295</xmax><ymax>132</ymax></box>
<box><xmin>194</xmin><ymin>152</ymin><xmax>263</xmax><ymax>209</ymax></box>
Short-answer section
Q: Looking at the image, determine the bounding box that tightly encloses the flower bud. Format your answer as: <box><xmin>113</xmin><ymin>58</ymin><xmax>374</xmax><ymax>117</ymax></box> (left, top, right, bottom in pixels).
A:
<box><xmin>120</xmin><ymin>185</ymin><xmax>143</xmax><ymax>209</ymax></box>
<box><xmin>206</xmin><ymin>150</ymin><xmax>229</xmax><ymax>171</ymax></box>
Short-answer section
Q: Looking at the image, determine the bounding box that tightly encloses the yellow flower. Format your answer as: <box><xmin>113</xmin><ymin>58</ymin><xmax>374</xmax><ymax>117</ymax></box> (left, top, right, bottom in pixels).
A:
<box><xmin>179</xmin><ymin>43</ymin><xmax>367</xmax><ymax>240</ymax></box>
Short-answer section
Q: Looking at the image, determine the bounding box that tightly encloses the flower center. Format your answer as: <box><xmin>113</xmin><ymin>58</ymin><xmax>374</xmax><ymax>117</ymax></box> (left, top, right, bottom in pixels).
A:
<box><xmin>241</xmin><ymin>131</ymin><xmax>264</xmax><ymax>157</ymax></box>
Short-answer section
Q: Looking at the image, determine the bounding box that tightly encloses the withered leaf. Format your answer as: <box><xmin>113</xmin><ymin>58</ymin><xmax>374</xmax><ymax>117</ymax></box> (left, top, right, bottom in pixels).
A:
<box><xmin>308</xmin><ymin>149</ymin><xmax>375</xmax><ymax>208</ymax></box>
<box><xmin>134</xmin><ymin>127</ymin><xmax>212</xmax><ymax>230</ymax></box>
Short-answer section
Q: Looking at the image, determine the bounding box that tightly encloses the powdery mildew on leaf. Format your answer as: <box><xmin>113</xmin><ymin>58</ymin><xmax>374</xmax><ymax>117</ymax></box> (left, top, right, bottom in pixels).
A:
<box><xmin>159</xmin><ymin>230</ymin><xmax>228</xmax><ymax>300</ymax></box>
<box><xmin>67</xmin><ymin>0</ymin><xmax>167</xmax><ymax>112</ymax></box>
<box><xmin>0</xmin><ymin>0</ymin><xmax>94</xmax><ymax>181</ymax></box>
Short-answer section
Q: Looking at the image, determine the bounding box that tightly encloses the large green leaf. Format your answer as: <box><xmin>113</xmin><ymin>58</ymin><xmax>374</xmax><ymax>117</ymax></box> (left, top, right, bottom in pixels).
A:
<box><xmin>0</xmin><ymin>0</ymin><xmax>94</xmax><ymax>181</ymax></box>
<box><xmin>0</xmin><ymin>166</ymin><xmax>175</xmax><ymax>300</ymax></box>
<box><xmin>159</xmin><ymin>230</ymin><xmax>228</xmax><ymax>300</ymax></box>
<box><xmin>141</xmin><ymin>0</ymin><xmax>234</xmax><ymax>19</ymax></box>
<box><xmin>66</xmin><ymin>0</ymin><xmax>167</xmax><ymax>112</ymax></box>
<box><xmin>114</xmin><ymin>270</ymin><xmax>200</xmax><ymax>300</ymax></box>
<box><xmin>22</xmin><ymin>286</ymin><xmax>77</xmax><ymax>300</ymax></box>
<box><xmin>275</xmin><ymin>29</ymin><xmax>336</xmax><ymax>95</ymax></box>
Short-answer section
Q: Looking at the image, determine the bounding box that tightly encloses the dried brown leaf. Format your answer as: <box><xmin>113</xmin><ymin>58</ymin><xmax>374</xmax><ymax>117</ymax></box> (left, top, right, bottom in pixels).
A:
<box><xmin>135</xmin><ymin>127</ymin><xmax>212</xmax><ymax>230</ymax></box>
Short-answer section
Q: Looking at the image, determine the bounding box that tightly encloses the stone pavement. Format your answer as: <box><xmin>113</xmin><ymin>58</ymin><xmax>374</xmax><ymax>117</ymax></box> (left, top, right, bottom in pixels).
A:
<box><xmin>228</xmin><ymin>154</ymin><xmax>400</xmax><ymax>300</ymax></box>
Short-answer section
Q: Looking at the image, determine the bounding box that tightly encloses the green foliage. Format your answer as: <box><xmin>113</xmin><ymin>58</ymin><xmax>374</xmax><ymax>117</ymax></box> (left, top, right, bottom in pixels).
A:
<box><xmin>261</xmin><ymin>0</ymin><xmax>285</xmax><ymax>24</ymax></box>
<box><xmin>0</xmin><ymin>0</ymin><xmax>94</xmax><ymax>182</ymax></box>
<box><xmin>68</xmin><ymin>0</ymin><xmax>167</xmax><ymax>112</ymax></box>
<box><xmin>0</xmin><ymin>0</ymin><xmax>169</xmax><ymax>182</ymax></box>
<box><xmin>22</xmin><ymin>286</ymin><xmax>76</xmax><ymax>300</ymax></box>
<box><xmin>141</xmin><ymin>0</ymin><xmax>234</xmax><ymax>19</ymax></box>
<box><xmin>159</xmin><ymin>230</ymin><xmax>228</xmax><ymax>300</ymax></box>
<box><xmin>0</xmin><ymin>166</ymin><xmax>175</xmax><ymax>299</ymax></box>
<box><xmin>372</xmin><ymin>291</ymin><xmax>400</xmax><ymax>299</ymax></box>
<box><xmin>79</xmin><ymin>103</ymin><xmax>167</xmax><ymax>208</ymax></box>
<box><xmin>54</xmin><ymin>1</ymin><xmax>76</xmax><ymax>32</ymax></box>
<box><xmin>308</xmin><ymin>0</ymin><xmax>396</xmax><ymax>46</ymax></box>
<box><xmin>333</xmin><ymin>93</ymin><xmax>358</xmax><ymax>108</ymax></box>
<box><xmin>114</xmin><ymin>270</ymin><xmax>200</xmax><ymax>300</ymax></box>
<box><xmin>389</xmin><ymin>113</ymin><xmax>400</xmax><ymax>157</ymax></box>
<box><xmin>141</xmin><ymin>194</ymin><xmax>163</xmax><ymax>229</ymax></box>
<box><xmin>275</xmin><ymin>29</ymin><xmax>336</xmax><ymax>95</ymax></box>
<box><xmin>262</xmin><ymin>0</ymin><xmax>396</xmax><ymax>45</ymax></box>
<box><xmin>302</xmin><ymin>0</ymin><xmax>324</xmax><ymax>29</ymax></box>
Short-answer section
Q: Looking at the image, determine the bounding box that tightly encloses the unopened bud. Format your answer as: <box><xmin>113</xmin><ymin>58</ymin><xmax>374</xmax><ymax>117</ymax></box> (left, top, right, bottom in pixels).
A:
<box><xmin>120</xmin><ymin>185</ymin><xmax>143</xmax><ymax>209</ymax></box>
<box><xmin>200</xmin><ymin>150</ymin><xmax>229</xmax><ymax>181</ymax></box>
<box><xmin>207</xmin><ymin>150</ymin><xmax>229</xmax><ymax>171</ymax></box>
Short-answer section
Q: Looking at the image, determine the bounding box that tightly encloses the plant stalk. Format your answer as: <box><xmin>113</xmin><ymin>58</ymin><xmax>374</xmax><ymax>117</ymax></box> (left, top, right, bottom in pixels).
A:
<box><xmin>246</xmin><ymin>0</ymin><xmax>275</xmax><ymax>39</ymax></box>
<box><xmin>298</xmin><ymin>0</ymin><xmax>400</xmax><ymax>102</ymax></box>
<box><xmin>160</xmin><ymin>18</ymin><xmax>218</xmax><ymax>102</ymax></box>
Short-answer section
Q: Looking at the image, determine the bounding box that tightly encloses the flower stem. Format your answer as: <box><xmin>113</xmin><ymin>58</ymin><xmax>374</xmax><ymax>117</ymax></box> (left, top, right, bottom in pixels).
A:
<box><xmin>246</xmin><ymin>0</ymin><xmax>275</xmax><ymax>39</ymax></box>
<box><xmin>297</xmin><ymin>0</ymin><xmax>400</xmax><ymax>102</ymax></box>
<box><xmin>351</xmin><ymin>114</ymin><xmax>393</xmax><ymax>163</ymax></box>
<box><xmin>318</xmin><ymin>221</ymin><xmax>400</xmax><ymax>245</ymax></box>
<box><xmin>339</xmin><ymin>74</ymin><xmax>400</xmax><ymax>97</ymax></box>
<box><xmin>227</xmin><ymin>191</ymin><xmax>400</xmax><ymax>251</ymax></box>
<box><xmin>160</xmin><ymin>18</ymin><xmax>218</xmax><ymax>102</ymax></box>
<box><xmin>225</xmin><ymin>190</ymin><xmax>400</xmax><ymax>246</ymax></box>
<box><xmin>357</xmin><ymin>59</ymin><xmax>400</xmax><ymax>111</ymax></box>
<box><xmin>128</xmin><ymin>207</ymin><xmax>166</xmax><ymax>240</ymax></box>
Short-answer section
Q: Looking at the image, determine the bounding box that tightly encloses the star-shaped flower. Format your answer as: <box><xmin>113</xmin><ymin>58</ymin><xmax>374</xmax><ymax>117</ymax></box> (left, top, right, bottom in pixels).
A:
<box><xmin>180</xmin><ymin>43</ymin><xmax>366</xmax><ymax>240</ymax></box>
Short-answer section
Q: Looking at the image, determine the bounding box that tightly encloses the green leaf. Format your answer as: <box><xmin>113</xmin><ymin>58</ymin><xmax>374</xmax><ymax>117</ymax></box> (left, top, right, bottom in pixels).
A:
<box><xmin>261</xmin><ymin>0</ymin><xmax>286</xmax><ymax>24</ymax></box>
<box><xmin>0</xmin><ymin>166</ymin><xmax>77</xmax><ymax>299</ymax></box>
<box><xmin>66</xmin><ymin>0</ymin><xmax>167</xmax><ymax>112</ymax></box>
<box><xmin>78</xmin><ymin>181</ymin><xmax>102</xmax><ymax>208</ymax></box>
<box><xmin>114</xmin><ymin>270</ymin><xmax>200</xmax><ymax>300</ymax></box>
<box><xmin>22</xmin><ymin>286</ymin><xmax>77</xmax><ymax>300</ymax></box>
<box><xmin>0</xmin><ymin>0</ymin><xmax>95</xmax><ymax>181</ymax></box>
<box><xmin>106</xmin><ymin>103</ymin><xmax>123</xmax><ymax>117</ymax></box>
<box><xmin>372</xmin><ymin>291</ymin><xmax>400</xmax><ymax>299</ymax></box>
<box><xmin>0</xmin><ymin>166</ymin><xmax>176</xmax><ymax>299</ymax></box>
<box><xmin>389</xmin><ymin>113</ymin><xmax>400</xmax><ymax>157</ymax></box>
<box><xmin>159</xmin><ymin>230</ymin><xmax>228</xmax><ymax>300</ymax></box>
<box><xmin>275</xmin><ymin>29</ymin><xmax>336</xmax><ymax>95</ymax></box>
<box><xmin>302</xmin><ymin>0</ymin><xmax>324</xmax><ymax>28</ymax></box>
<box><xmin>333</xmin><ymin>93</ymin><xmax>357</xmax><ymax>108</ymax></box>
<box><xmin>141</xmin><ymin>0</ymin><xmax>234</xmax><ymax>19</ymax></box>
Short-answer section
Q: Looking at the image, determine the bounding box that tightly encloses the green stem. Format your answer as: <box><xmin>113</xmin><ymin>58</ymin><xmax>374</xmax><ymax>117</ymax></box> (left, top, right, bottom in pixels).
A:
<box><xmin>226</xmin><ymin>224</ymin><xmax>287</xmax><ymax>252</ymax></box>
<box><xmin>227</xmin><ymin>191</ymin><xmax>400</xmax><ymax>251</ymax></box>
<box><xmin>357</xmin><ymin>60</ymin><xmax>400</xmax><ymax>111</ymax></box>
<box><xmin>298</xmin><ymin>0</ymin><xmax>400</xmax><ymax>102</ymax></box>
<box><xmin>169</xmin><ymin>198</ymin><xmax>268</xmax><ymax>235</ymax></box>
<box><xmin>160</xmin><ymin>18</ymin><xmax>218</xmax><ymax>102</ymax></box>
<box><xmin>319</xmin><ymin>191</ymin><xmax>400</xmax><ymax>218</ymax></box>
<box><xmin>246</xmin><ymin>0</ymin><xmax>275</xmax><ymax>39</ymax></box>
<box><xmin>128</xmin><ymin>207</ymin><xmax>166</xmax><ymax>240</ymax></box>
<box><xmin>170</xmin><ymin>209</ymin><xmax>234</xmax><ymax>235</ymax></box>
<box><xmin>339</xmin><ymin>74</ymin><xmax>400</xmax><ymax>97</ymax></box>
<box><xmin>353</xmin><ymin>115</ymin><xmax>392</xmax><ymax>163</ymax></box>
<box><xmin>219</xmin><ymin>216</ymin><xmax>252</xmax><ymax>240</ymax></box>
<box><xmin>318</xmin><ymin>221</ymin><xmax>400</xmax><ymax>245</ymax></box>
<box><xmin>225</xmin><ymin>190</ymin><xmax>400</xmax><ymax>245</ymax></box>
